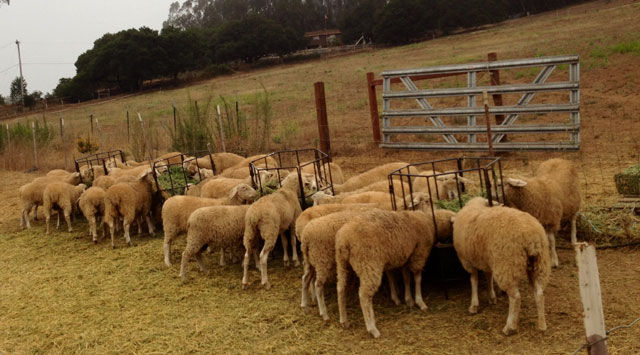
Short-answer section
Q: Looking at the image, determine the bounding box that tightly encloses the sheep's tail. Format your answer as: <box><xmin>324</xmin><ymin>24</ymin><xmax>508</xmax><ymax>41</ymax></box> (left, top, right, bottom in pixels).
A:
<box><xmin>104</xmin><ymin>193</ymin><xmax>122</xmax><ymax>221</ymax></box>
<box><xmin>525</xmin><ymin>233</ymin><xmax>551</xmax><ymax>288</ymax></box>
<box><xmin>334</xmin><ymin>233</ymin><xmax>351</xmax><ymax>283</ymax></box>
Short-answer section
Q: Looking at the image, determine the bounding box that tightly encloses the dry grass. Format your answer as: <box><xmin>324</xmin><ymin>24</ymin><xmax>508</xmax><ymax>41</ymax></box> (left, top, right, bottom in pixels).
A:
<box><xmin>2</xmin><ymin>0</ymin><xmax>640</xmax><ymax>353</ymax></box>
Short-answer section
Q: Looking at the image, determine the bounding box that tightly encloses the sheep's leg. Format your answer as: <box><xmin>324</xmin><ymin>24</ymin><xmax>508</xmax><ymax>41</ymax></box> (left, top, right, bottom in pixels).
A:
<box><xmin>413</xmin><ymin>270</ymin><xmax>428</xmax><ymax>311</ymax></box>
<box><xmin>280</xmin><ymin>232</ymin><xmax>290</xmax><ymax>267</ymax></box>
<box><xmin>179</xmin><ymin>245</ymin><xmax>198</xmax><ymax>283</ymax></box>
<box><xmin>570</xmin><ymin>213</ymin><xmax>578</xmax><ymax>245</ymax></box>
<box><xmin>336</xmin><ymin>261</ymin><xmax>349</xmax><ymax>328</ymax></box>
<box><xmin>547</xmin><ymin>232</ymin><xmax>559</xmax><ymax>268</ymax></box>
<box><xmin>63</xmin><ymin>208</ymin><xmax>73</xmax><ymax>232</ymax></box>
<box><xmin>359</xmin><ymin>273</ymin><xmax>383</xmax><ymax>338</ymax></box>
<box><xmin>56</xmin><ymin>212</ymin><xmax>60</xmax><ymax>230</ymax></box>
<box><xmin>45</xmin><ymin>210</ymin><xmax>51</xmax><ymax>235</ymax></box>
<box><xmin>242</xmin><ymin>248</ymin><xmax>251</xmax><ymax>290</ymax></box>
<box><xmin>33</xmin><ymin>205</ymin><xmax>38</xmax><ymax>221</ymax></box>
<box><xmin>399</xmin><ymin>268</ymin><xmax>413</xmax><ymax>307</ymax></box>
<box><xmin>502</xmin><ymin>286</ymin><xmax>521</xmax><ymax>336</ymax></box>
<box><xmin>108</xmin><ymin>219</ymin><xmax>116</xmax><ymax>249</ymax></box>
<box><xmin>290</xmin><ymin>229</ymin><xmax>300</xmax><ymax>267</ymax></box>
<box><xmin>259</xmin><ymin>236</ymin><xmax>276</xmax><ymax>290</ymax></box>
<box><xmin>195</xmin><ymin>249</ymin><xmax>208</xmax><ymax>273</ymax></box>
<box><xmin>253</xmin><ymin>249</ymin><xmax>261</xmax><ymax>271</ymax></box>
<box><xmin>534</xmin><ymin>280</ymin><xmax>546</xmax><ymax>331</ymax></box>
<box><xmin>315</xmin><ymin>279</ymin><xmax>329</xmax><ymax>321</ymax></box>
<box><xmin>219</xmin><ymin>248</ymin><xmax>226</xmax><ymax>266</ymax></box>
<box><xmin>123</xmin><ymin>220</ymin><xmax>132</xmax><ymax>247</ymax></box>
<box><xmin>20</xmin><ymin>207</ymin><xmax>26</xmax><ymax>229</ymax></box>
<box><xmin>469</xmin><ymin>269</ymin><xmax>480</xmax><ymax>314</ymax></box>
<box><xmin>89</xmin><ymin>216</ymin><xmax>98</xmax><ymax>243</ymax></box>
<box><xmin>145</xmin><ymin>214</ymin><xmax>155</xmax><ymax>237</ymax></box>
<box><xmin>486</xmin><ymin>272</ymin><xmax>497</xmax><ymax>305</ymax></box>
<box><xmin>137</xmin><ymin>217</ymin><xmax>143</xmax><ymax>236</ymax></box>
<box><xmin>301</xmin><ymin>262</ymin><xmax>314</xmax><ymax>310</ymax></box>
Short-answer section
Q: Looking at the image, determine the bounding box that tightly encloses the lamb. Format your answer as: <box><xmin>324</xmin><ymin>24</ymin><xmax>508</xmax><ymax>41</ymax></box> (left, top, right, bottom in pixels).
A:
<box><xmin>453</xmin><ymin>197</ymin><xmax>550</xmax><ymax>336</ymax></box>
<box><xmin>412</xmin><ymin>172</ymin><xmax>475</xmax><ymax>201</ymax></box>
<box><xmin>162</xmin><ymin>184</ymin><xmax>257</xmax><ymax>267</ymax></box>
<box><xmin>20</xmin><ymin>172</ymin><xmax>82</xmax><ymax>229</ymax></box>
<box><xmin>334</xmin><ymin>208</ymin><xmax>437</xmax><ymax>338</ymax></box>
<box><xmin>311</xmin><ymin>180</ymin><xmax>411</xmax><ymax>205</ymax></box>
<box><xmin>503</xmin><ymin>158</ymin><xmax>580</xmax><ymax>267</ymax></box>
<box><xmin>103</xmin><ymin>169</ymin><xmax>158</xmax><ymax>248</ymax></box>
<box><xmin>179</xmin><ymin>205</ymin><xmax>252</xmax><ymax>283</ymax></box>
<box><xmin>242</xmin><ymin>173</ymin><xmax>314</xmax><ymax>289</ymax></box>
<box><xmin>42</xmin><ymin>182</ymin><xmax>87</xmax><ymax>234</ymax></box>
<box><xmin>301</xmin><ymin>161</ymin><xmax>345</xmax><ymax>185</ymax></box>
<box><xmin>154</xmin><ymin>152</ymin><xmax>184</xmax><ymax>164</ymax></box>
<box><xmin>301</xmin><ymin>208</ymin><xmax>454</xmax><ymax>321</ymax></box>
<box><xmin>200</xmin><ymin>177</ymin><xmax>252</xmax><ymax>199</ymax></box>
<box><xmin>107</xmin><ymin>165</ymin><xmax>155</xmax><ymax>178</ymax></box>
<box><xmin>332</xmin><ymin>162</ymin><xmax>417</xmax><ymax>194</ymax></box>
<box><xmin>294</xmin><ymin>203</ymin><xmax>378</xmax><ymax>240</ymax></box>
<box><xmin>219</xmin><ymin>155</ymin><xmax>279</xmax><ymax>179</ymax></box>
<box><xmin>78</xmin><ymin>187</ymin><xmax>106</xmax><ymax>243</ymax></box>
<box><xmin>93</xmin><ymin>175</ymin><xmax>116</xmax><ymax>190</ymax></box>
<box><xmin>184</xmin><ymin>152</ymin><xmax>245</xmax><ymax>175</ymax></box>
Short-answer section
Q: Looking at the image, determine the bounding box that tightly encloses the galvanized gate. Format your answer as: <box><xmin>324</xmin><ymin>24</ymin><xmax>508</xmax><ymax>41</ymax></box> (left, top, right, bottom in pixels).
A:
<box><xmin>380</xmin><ymin>55</ymin><xmax>580</xmax><ymax>151</ymax></box>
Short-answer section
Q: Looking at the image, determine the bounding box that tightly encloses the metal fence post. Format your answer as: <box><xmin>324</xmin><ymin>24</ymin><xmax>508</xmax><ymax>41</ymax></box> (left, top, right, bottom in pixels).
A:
<box><xmin>366</xmin><ymin>72</ymin><xmax>382</xmax><ymax>144</ymax></box>
<box><xmin>31</xmin><ymin>121</ymin><xmax>38</xmax><ymax>169</ymax></box>
<box><xmin>216</xmin><ymin>104</ymin><xmax>226</xmax><ymax>152</ymax></box>
<box><xmin>488</xmin><ymin>52</ymin><xmax>506</xmax><ymax>126</ymax></box>
<box><xmin>314</xmin><ymin>82</ymin><xmax>331</xmax><ymax>159</ymax></box>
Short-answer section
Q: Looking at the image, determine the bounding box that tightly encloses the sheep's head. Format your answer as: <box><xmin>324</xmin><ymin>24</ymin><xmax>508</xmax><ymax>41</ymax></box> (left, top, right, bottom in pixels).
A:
<box><xmin>311</xmin><ymin>190</ymin><xmax>333</xmax><ymax>206</ymax></box>
<box><xmin>434</xmin><ymin>209</ymin><xmax>456</xmax><ymax>241</ymax></box>
<box><xmin>300</xmin><ymin>172</ymin><xmax>317</xmax><ymax>191</ymax></box>
<box><xmin>138</xmin><ymin>169</ymin><xmax>158</xmax><ymax>193</ymax></box>
<box><xmin>229</xmin><ymin>183</ymin><xmax>257</xmax><ymax>204</ymax></box>
<box><xmin>69</xmin><ymin>172</ymin><xmax>83</xmax><ymax>185</ymax></box>
<box><xmin>435</xmin><ymin>174</ymin><xmax>475</xmax><ymax>200</ymax></box>
<box><xmin>464</xmin><ymin>197</ymin><xmax>490</xmax><ymax>209</ymax></box>
<box><xmin>199</xmin><ymin>168</ymin><xmax>214</xmax><ymax>180</ymax></box>
<box><xmin>406</xmin><ymin>191</ymin><xmax>432</xmax><ymax>211</ymax></box>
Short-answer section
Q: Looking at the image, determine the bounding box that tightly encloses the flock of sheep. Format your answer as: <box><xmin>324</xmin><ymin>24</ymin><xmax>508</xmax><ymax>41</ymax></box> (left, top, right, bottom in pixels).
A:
<box><xmin>17</xmin><ymin>151</ymin><xmax>580</xmax><ymax>339</ymax></box>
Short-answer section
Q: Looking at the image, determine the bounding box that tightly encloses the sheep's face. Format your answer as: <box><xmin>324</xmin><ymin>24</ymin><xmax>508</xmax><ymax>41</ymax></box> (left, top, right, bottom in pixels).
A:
<box><xmin>199</xmin><ymin>169</ymin><xmax>214</xmax><ymax>179</ymax></box>
<box><xmin>300</xmin><ymin>173</ymin><xmax>317</xmax><ymax>191</ymax></box>
<box><xmin>502</xmin><ymin>177</ymin><xmax>528</xmax><ymax>207</ymax></box>
<box><xmin>230</xmin><ymin>184</ymin><xmax>257</xmax><ymax>203</ymax></box>
<box><xmin>311</xmin><ymin>191</ymin><xmax>332</xmax><ymax>206</ymax></box>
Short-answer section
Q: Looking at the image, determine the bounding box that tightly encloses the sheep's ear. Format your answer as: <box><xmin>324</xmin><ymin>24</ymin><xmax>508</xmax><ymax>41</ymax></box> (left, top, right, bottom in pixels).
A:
<box><xmin>138</xmin><ymin>169</ymin><xmax>153</xmax><ymax>179</ymax></box>
<box><xmin>73</xmin><ymin>172</ymin><xmax>80</xmax><ymax>178</ymax></box>
<box><xmin>435</xmin><ymin>175</ymin><xmax>454</xmax><ymax>181</ymax></box>
<box><xmin>228</xmin><ymin>185</ymin><xmax>240</xmax><ymax>200</ymax></box>
<box><xmin>459</xmin><ymin>177</ymin><xmax>475</xmax><ymax>184</ymax></box>
<box><xmin>506</xmin><ymin>178</ymin><xmax>527</xmax><ymax>187</ymax></box>
<box><xmin>450</xmin><ymin>216</ymin><xmax>456</xmax><ymax>223</ymax></box>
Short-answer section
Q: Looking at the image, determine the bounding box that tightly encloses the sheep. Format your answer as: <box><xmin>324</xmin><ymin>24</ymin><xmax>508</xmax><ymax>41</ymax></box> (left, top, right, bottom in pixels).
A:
<box><xmin>179</xmin><ymin>205</ymin><xmax>253</xmax><ymax>283</ymax></box>
<box><xmin>311</xmin><ymin>180</ymin><xmax>411</xmax><ymax>205</ymax></box>
<box><xmin>200</xmin><ymin>177</ymin><xmax>251</xmax><ymax>199</ymax></box>
<box><xmin>301</xmin><ymin>208</ymin><xmax>455</xmax><ymax>321</ymax></box>
<box><xmin>46</xmin><ymin>169</ymin><xmax>75</xmax><ymax>178</ymax></box>
<box><xmin>107</xmin><ymin>165</ymin><xmax>154</xmax><ymax>178</ymax></box>
<box><xmin>93</xmin><ymin>175</ymin><xmax>116</xmax><ymax>190</ymax></box>
<box><xmin>79</xmin><ymin>165</ymin><xmax>107</xmax><ymax>181</ymax></box>
<box><xmin>295</xmin><ymin>203</ymin><xmax>378</xmax><ymax>240</ymax></box>
<box><xmin>103</xmin><ymin>169</ymin><xmax>157</xmax><ymax>248</ymax></box>
<box><xmin>412</xmin><ymin>172</ymin><xmax>475</xmax><ymax>201</ymax></box>
<box><xmin>503</xmin><ymin>158</ymin><xmax>580</xmax><ymax>267</ymax></box>
<box><xmin>334</xmin><ymin>208</ymin><xmax>437</xmax><ymax>338</ymax></box>
<box><xmin>332</xmin><ymin>162</ymin><xmax>418</xmax><ymax>194</ymax></box>
<box><xmin>184</xmin><ymin>176</ymin><xmax>216</xmax><ymax>197</ymax></box>
<box><xmin>184</xmin><ymin>152</ymin><xmax>245</xmax><ymax>175</ymax></box>
<box><xmin>162</xmin><ymin>184</ymin><xmax>257</xmax><ymax>267</ymax></box>
<box><xmin>78</xmin><ymin>187</ymin><xmax>106</xmax><ymax>243</ymax></box>
<box><xmin>42</xmin><ymin>182</ymin><xmax>87</xmax><ymax>234</ymax></box>
<box><xmin>242</xmin><ymin>173</ymin><xmax>315</xmax><ymax>289</ymax></box>
<box><xmin>219</xmin><ymin>155</ymin><xmax>279</xmax><ymax>179</ymax></box>
<box><xmin>20</xmin><ymin>172</ymin><xmax>82</xmax><ymax>229</ymax></box>
<box><xmin>301</xmin><ymin>161</ymin><xmax>345</xmax><ymax>185</ymax></box>
<box><xmin>452</xmin><ymin>197</ymin><xmax>550</xmax><ymax>336</ymax></box>
<box><xmin>154</xmin><ymin>152</ymin><xmax>184</xmax><ymax>165</ymax></box>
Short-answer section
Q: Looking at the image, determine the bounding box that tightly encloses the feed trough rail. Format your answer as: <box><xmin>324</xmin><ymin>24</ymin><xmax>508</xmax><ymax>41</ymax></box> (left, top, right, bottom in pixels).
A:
<box><xmin>380</xmin><ymin>55</ymin><xmax>580</xmax><ymax>151</ymax></box>
<box><xmin>250</xmin><ymin>148</ymin><xmax>333</xmax><ymax>210</ymax></box>
<box><xmin>388</xmin><ymin>157</ymin><xmax>505</xmax><ymax>296</ymax></box>
<box><xmin>152</xmin><ymin>150</ymin><xmax>214</xmax><ymax>197</ymax></box>
<box><xmin>75</xmin><ymin>150</ymin><xmax>127</xmax><ymax>181</ymax></box>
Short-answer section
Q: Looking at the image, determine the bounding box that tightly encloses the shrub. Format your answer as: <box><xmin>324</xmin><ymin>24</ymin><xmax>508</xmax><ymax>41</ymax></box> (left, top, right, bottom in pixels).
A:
<box><xmin>171</xmin><ymin>94</ymin><xmax>216</xmax><ymax>154</ymax></box>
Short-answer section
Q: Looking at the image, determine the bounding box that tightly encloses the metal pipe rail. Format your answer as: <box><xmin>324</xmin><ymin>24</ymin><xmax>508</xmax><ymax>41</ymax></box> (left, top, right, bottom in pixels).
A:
<box><xmin>382</xmin><ymin>81</ymin><xmax>579</xmax><ymax>99</ymax></box>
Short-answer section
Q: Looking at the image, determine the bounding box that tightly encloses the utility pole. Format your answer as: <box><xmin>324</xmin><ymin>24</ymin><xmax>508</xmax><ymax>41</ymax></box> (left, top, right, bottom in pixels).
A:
<box><xmin>15</xmin><ymin>40</ymin><xmax>25</xmax><ymax>106</ymax></box>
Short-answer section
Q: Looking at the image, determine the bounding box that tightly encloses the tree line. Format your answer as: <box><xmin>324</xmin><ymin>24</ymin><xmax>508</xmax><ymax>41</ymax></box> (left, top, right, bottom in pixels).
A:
<box><xmin>49</xmin><ymin>0</ymin><xmax>588</xmax><ymax>103</ymax></box>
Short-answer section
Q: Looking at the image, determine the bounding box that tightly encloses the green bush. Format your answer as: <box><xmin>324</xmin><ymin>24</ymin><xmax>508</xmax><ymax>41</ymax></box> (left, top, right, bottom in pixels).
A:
<box><xmin>611</xmin><ymin>40</ymin><xmax>640</xmax><ymax>54</ymax></box>
<box><xmin>0</xmin><ymin>120</ymin><xmax>53</xmax><ymax>151</ymax></box>
<box><xmin>171</xmin><ymin>94</ymin><xmax>216</xmax><ymax>154</ymax></box>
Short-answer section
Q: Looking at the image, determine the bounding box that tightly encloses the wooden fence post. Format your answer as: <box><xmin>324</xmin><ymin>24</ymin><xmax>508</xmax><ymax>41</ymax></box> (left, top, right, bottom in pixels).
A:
<box><xmin>126</xmin><ymin>105</ymin><xmax>130</xmax><ymax>144</ymax></box>
<box><xmin>483</xmin><ymin>91</ymin><xmax>494</xmax><ymax>155</ymax></box>
<box><xmin>89</xmin><ymin>113</ymin><xmax>94</xmax><ymax>141</ymax></box>
<box><xmin>216</xmin><ymin>104</ymin><xmax>226</xmax><ymax>152</ymax></box>
<box><xmin>488</xmin><ymin>52</ymin><xmax>505</xmax><ymax>126</ymax></box>
<box><xmin>31</xmin><ymin>121</ymin><xmax>38</xmax><ymax>169</ymax></box>
<box><xmin>314</xmin><ymin>82</ymin><xmax>331</xmax><ymax>159</ymax></box>
<box><xmin>172</xmin><ymin>100</ymin><xmax>177</xmax><ymax>134</ymax></box>
<box><xmin>60</xmin><ymin>115</ymin><xmax>67</xmax><ymax>170</ymax></box>
<box><xmin>366</xmin><ymin>72</ymin><xmax>382</xmax><ymax>144</ymax></box>
<box><xmin>6</xmin><ymin>124</ymin><xmax>10</xmax><ymax>146</ymax></box>
<box><xmin>575</xmin><ymin>243</ymin><xmax>608</xmax><ymax>355</ymax></box>
<box><xmin>95</xmin><ymin>117</ymin><xmax>104</xmax><ymax>151</ymax></box>
<box><xmin>138</xmin><ymin>113</ymin><xmax>154</xmax><ymax>162</ymax></box>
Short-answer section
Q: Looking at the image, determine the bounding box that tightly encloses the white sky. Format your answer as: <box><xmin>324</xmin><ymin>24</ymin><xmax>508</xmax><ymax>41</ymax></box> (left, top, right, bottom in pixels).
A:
<box><xmin>0</xmin><ymin>0</ymin><xmax>176</xmax><ymax>98</ymax></box>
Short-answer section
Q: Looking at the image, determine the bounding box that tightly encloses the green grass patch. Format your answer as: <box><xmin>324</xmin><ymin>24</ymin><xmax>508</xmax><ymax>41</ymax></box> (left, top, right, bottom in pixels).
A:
<box><xmin>156</xmin><ymin>165</ymin><xmax>198</xmax><ymax>196</ymax></box>
<box><xmin>610</xmin><ymin>40</ymin><xmax>640</xmax><ymax>54</ymax></box>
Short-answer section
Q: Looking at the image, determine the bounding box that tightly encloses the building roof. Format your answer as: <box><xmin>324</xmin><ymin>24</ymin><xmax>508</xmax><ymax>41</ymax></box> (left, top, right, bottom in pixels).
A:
<box><xmin>304</xmin><ymin>29</ymin><xmax>341</xmax><ymax>37</ymax></box>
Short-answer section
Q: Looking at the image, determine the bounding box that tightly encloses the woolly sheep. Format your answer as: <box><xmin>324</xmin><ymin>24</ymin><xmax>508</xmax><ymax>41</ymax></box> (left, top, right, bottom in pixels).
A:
<box><xmin>42</xmin><ymin>182</ymin><xmax>87</xmax><ymax>234</ymax></box>
<box><xmin>453</xmin><ymin>197</ymin><xmax>551</xmax><ymax>335</ymax></box>
<box><xmin>184</xmin><ymin>176</ymin><xmax>216</xmax><ymax>197</ymax></box>
<box><xmin>93</xmin><ymin>175</ymin><xmax>116</xmax><ymax>190</ymax></box>
<box><xmin>412</xmin><ymin>172</ymin><xmax>475</xmax><ymax>201</ymax></box>
<box><xmin>332</xmin><ymin>162</ymin><xmax>414</xmax><ymax>194</ymax></box>
<box><xmin>46</xmin><ymin>169</ymin><xmax>75</xmax><ymax>178</ymax></box>
<box><xmin>242</xmin><ymin>173</ymin><xmax>314</xmax><ymax>289</ymax></box>
<box><xmin>503</xmin><ymin>158</ymin><xmax>580</xmax><ymax>267</ymax></box>
<box><xmin>20</xmin><ymin>172</ymin><xmax>82</xmax><ymax>229</ymax></box>
<box><xmin>301</xmin><ymin>161</ymin><xmax>345</xmax><ymax>185</ymax></box>
<box><xmin>78</xmin><ymin>187</ymin><xmax>106</xmax><ymax>243</ymax></box>
<box><xmin>104</xmin><ymin>169</ymin><xmax>157</xmax><ymax>248</ymax></box>
<box><xmin>294</xmin><ymin>203</ymin><xmax>378</xmax><ymax>240</ymax></box>
<box><xmin>334</xmin><ymin>208</ymin><xmax>437</xmax><ymax>338</ymax></box>
<box><xmin>179</xmin><ymin>205</ymin><xmax>253</xmax><ymax>283</ymax></box>
<box><xmin>311</xmin><ymin>180</ymin><xmax>411</xmax><ymax>205</ymax></box>
<box><xmin>162</xmin><ymin>184</ymin><xmax>257</xmax><ymax>267</ymax></box>
<box><xmin>108</xmin><ymin>165</ymin><xmax>155</xmax><ymax>178</ymax></box>
<box><xmin>219</xmin><ymin>155</ymin><xmax>279</xmax><ymax>179</ymax></box>
<box><xmin>155</xmin><ymin>152</ymin><xmax>184</xmax><ymax>165</ymax></box>
<box><xmin>184</xmin><ymin>152</ymin><xmax>245</xmax><ymax>175</ymax></box>
<box><xmin>200</xmin><ymin>177</ymin><xmax>251</xmax><ymax>199</ymax></box>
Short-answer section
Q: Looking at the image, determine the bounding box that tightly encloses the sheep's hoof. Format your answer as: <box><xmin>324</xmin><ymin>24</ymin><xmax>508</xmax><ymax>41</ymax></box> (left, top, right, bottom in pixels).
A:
<box><xmin>262</xmin><ymin>281</ymin><xmax>271</xmax><ymax>290</ymax></box>
<box><xmin>468</xmin><ymin>305</ymin><xmax>479</xmax><ymax>314</ymax></box>
<box><xmin>322</xmin><ymin>314</ymin><xmax>330</xmax><ymax>322</ymax></box>
<box><xmin>391</xmin><ymin>297</ymin><xmax>401</xmax><ymax>306</ymax></box>
<box><xmin>417</xmin><ymin>302</ymin><xmax>428</xmax><ymax>311</ymax></box>
<box><xmin>489</xmin><ymin>295</ymin><xmax>497</xmax><ymax>305</ymax></box>
<box><xmin>340</xmin><ymin>320</ymin><xmax>350</xmax><ymax>329</ymax></box>
<box><xmin>164</xmin><ymin>261</ymin><xmax>173</xmax><ymax>268</ymax></box>
<box><xmin>301</xmin><ymin>306</ymin><xmax>310</xmax><ymax>314</ymax></box>
<box><xmin>552</xmin><ymin>259</ymin><xmax>559</xmax><ymax>268</ymax></box>
<box><xmin>112</xmin><ymin>245</ymin><xmax>116</xmax><ymax>250</ymax></box>
<box><xmin>293</xmin><ymin>260</ymin><xmax>300</xmax><ymax>267</ymax></box>
<box><xmin>127</xmin><ymin>241</ymin><xmax>132</xmax><ymax>247</ymax></box>
<box><xmin>93</xmin><ymin>240</ymin><xmax>98</xmax><ymax>245</ymax></box>
<box><xmin>405</xmin><ymin>298</ymin><xmax>414</xmax><ymax>308</ymax></box>
<box><xmin>502</xmin><ymin>326</ymin><xmax>517</xmax><ymax>336</ymax></box>
<box><xmin>241</xmin><ymin>282</ymin><xmax>249</xmax><ymax>290</ymax></box>
<box><xmin>284</xmin><ymin>260</ymin><xmax>290</xmax><ymax>267</ymax></box>
<box><xmin>368</xmin><ymin>328</ymin><xmax>381</xmax><ymax>339</ymax></box>
<box><xmin>538</xmin><ymin>321</ymin><xmax>547</xmax><ymax>332</ymax></box>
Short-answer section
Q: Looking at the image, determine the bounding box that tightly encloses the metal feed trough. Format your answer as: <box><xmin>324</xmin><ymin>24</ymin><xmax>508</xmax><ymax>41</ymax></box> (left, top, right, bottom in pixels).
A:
<box><xmin>152</xmin><ymin>151</ymin><xmax>215</xmax><ymax>197</ymax></box>
<box><xmin>75</xmin><ymin>150</ymin><xmax>127</xmax><ymax>182</ymax></box>
<box><xmin>388</xmin><ymin>157</ymin><xmax>505</xmax><ymax>296</ymax></box>
<box><xmin>250</xmin><ymin>148</ymin><xmax>333</xmax><ymax>209</ymax></box>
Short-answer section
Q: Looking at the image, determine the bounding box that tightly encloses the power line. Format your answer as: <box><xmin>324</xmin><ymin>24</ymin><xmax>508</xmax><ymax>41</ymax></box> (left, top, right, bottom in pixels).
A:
<box><xmin>0</xmin><ymin>64</ymin><xmax>18</xmax><ymax>74</ymax></box>
<box><xmin>22</xmin><ymin>62</ymin><xmax>75</xmax><ymax>65</ymax></box>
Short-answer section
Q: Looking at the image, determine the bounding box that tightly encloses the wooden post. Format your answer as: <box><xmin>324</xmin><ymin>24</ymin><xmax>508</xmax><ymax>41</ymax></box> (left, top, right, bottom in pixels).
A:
<box><xmin>95</xmin><ymin>117</ymin><xmax>104</xmax><ymax>151</ymax></box>
<box><xmin>89</xmin><ymin>113</ymin><xmax>94</xmax><ymax>141</ymax></box>
<box><xmin>138</xmin><ymin>113</ymin><xmax>154</xmax><ymax>162</ymax></box>
<box><xmin>488</xmin><ymin>52</ymin><xmax>505</xmax><ymax>126</ymax></box>
<box><xmin>31</xmin><ymin>121</ymin><xmax>38</xmax><ymax>169</ymax></box>
<box><xmin>172</xmin><ymin>100</ymin><xmax>177</xmax><ymax>133</ymax></box>
<box><xmin>483</xmin><ymin>91</ymin><xmax>494</xmax><ymax>156</ymax></box>
<box><xmin>216</xmin><ymin>105</ymin><xmax>226</xmax><ymax>152</ymax></box>
<box><xmin>60</xmin><ymin>115</ymin><xmax>67</xmax><ymax>170</ymax></box>
<box><xmin>366</xmin><ymin>72</ymin><xmax>382</xmax><ymax>144</ymax></box>
<box><xmin>6</xmin><ymin>124</ymin><xmax>10</xmax><ymax>146</ymax></box>
<box><xmin>575</xmin><ymin>243</ymin><xmax>608</xmax><ymax>355</ymax></box>
<box><xmin>126</xmin><ymin>105</ymin><xmax>130</xmax><ymax>143</ymax></box>
<box><xmin>314</xmin><ymin>82</ymin><xmax>331</xmax><ymax>159</ymax></box>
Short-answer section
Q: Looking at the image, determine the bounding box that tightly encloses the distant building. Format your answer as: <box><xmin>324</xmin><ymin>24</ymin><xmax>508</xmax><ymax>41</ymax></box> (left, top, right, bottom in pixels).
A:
<box><xmin>304</xmin><ymin>29</ymin><xmax>342</xmax><ymax>48</ymax></box>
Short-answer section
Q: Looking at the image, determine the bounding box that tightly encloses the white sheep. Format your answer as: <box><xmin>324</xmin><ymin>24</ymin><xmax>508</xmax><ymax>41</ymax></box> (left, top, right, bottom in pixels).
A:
<box><xmin>503</xmin><ymin>158</ymin><xmax>581</xmax><ymax>267</ymax></box>
<box><xmin>42</xmin><ymin>182</ymin><xmax>87</xmax><ymax>234</ymax></box>
<box><xmin>103</xmin><ymin>169</ymin><xmax>157</xmax><ymax>248</ymax></box>
<box><xmin>311</xmin><ymin>180</ymin><xmax>411</xmax><ymax>205</ymax></box>
<box><xmin>242</xmin><ymin>173</ymin><xmax>314</xmax><ymax>289</ymax></box>
<box><xmin>199</xmin><ymin>177</ymin><xmax>252</xmax><ymax>199</ymax></box>
<box><xmin>301</xmin><ymin>161</ymin><xmax>345</xmax><ymax>185</ymax></box>
<box><xmin>332</xmin><ymin>162</ymin><xmax>414</xmax><ymax>194</ymax></box>
<box><xmin>93</xmin><ymin>175</ymin><xmax>116</xmax><ymax>190</ymax></box>
<box><xmin>183</xmin><ymin>152</ymin><xmax>245</xmax><ymax>175</ymax></box>
<box><xmin>453</xmin><ymin>197</ymin><xmax>551</xmax><ymax>335</ymax></box>
<box><xmin>20</xmin><ymin>173</ymin><xmax>82</xmax><ymax>229</ymax></box>
<box><xmin>334</xmin><ymin>208</ymin><xmax>437</xmax><ymax>338</ymax></box>
<box><xmin>162</xmin><ymin>184</ymin><xmax>257</xmax><ymax>267</ymax></box>
<box><xmin>78</xmin><ymin>186</ymin><xmax>106</xmax><ymax>243</ymax></box>
<box><xmin>179</xmin><ymin>205</ymin><xmax>253</xmax><ymax>283</ymax></box>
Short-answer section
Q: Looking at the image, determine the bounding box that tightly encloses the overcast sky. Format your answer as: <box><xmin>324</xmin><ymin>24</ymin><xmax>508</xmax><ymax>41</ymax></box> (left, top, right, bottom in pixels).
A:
<box><xmin>0</xmin><ymin>0</ymin><xmax>176</xmax><ymax>98</ymax></box>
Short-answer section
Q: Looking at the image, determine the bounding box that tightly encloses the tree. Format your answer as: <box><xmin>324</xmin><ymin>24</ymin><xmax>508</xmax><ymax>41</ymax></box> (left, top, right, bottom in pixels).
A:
<box><xmin>161</xmin><ymin>26</ymin><xmax>209</xmax><ymax>83</ymax></box>
<box><xmin>373</xmin><ymin>0</ymin><xmax>434</xmax><ymax>45</ymax></box>
<box><xmin>10</xmin><ymin>76</ymin><xmax>27</xmax><ymax>104</ymax></box>
<box><xmin>0</xmin><ymin>0</ymin><xmax>9</xmax><ymax>7</ymax></box>
<box><xmin>339</xmin><ymin>0</ymin><xmax>386</xmax><ymax>44</ymax></box>
<box><xmin>0</xmin><ymin>94</ymin><xmax>5</xmax><ymax>105</ymax></box>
